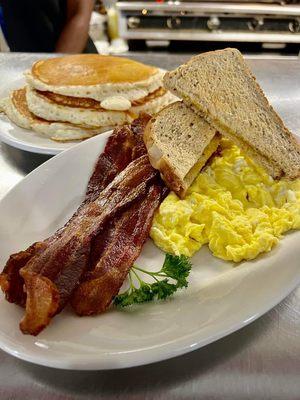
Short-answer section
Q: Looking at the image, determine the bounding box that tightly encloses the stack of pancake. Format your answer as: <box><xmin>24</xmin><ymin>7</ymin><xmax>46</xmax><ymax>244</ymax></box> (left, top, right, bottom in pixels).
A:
<box><xmin>0</xmin><ymin>55</ymin><xmax>175</xmax><ymax>141</ymax></box>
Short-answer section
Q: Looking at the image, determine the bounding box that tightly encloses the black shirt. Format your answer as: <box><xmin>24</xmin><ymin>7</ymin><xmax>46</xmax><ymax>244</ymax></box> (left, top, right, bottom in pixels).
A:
<box><xmin>1</xmin><ymin>0</ymin><xmax>96</xmax><ymax>53</ymax></box>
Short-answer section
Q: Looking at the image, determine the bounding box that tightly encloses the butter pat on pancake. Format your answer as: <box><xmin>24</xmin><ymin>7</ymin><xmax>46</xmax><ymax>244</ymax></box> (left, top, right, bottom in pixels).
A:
<box><xmin>25</xmin><ymin>54</ymin><xmax>165</xmax><ymax>101</ymax></box>
<box><xmin>26</xmin><ymin>86</ymin><xmax>130</xmax><ymax>128</ymax></box>
<box><xmin>26</xmin><ymin>86</ymin><xmax>176</xmax><ymax>127</ymax></box>
<box><xmin>1</xmin><ymin>88</ymin><xmax>112</xmax><ymax>141</ymax></box>
<box><xmin>100</xmin><ymin>96</ymin><xmax>132</xmax><ymax>111</ymax></box>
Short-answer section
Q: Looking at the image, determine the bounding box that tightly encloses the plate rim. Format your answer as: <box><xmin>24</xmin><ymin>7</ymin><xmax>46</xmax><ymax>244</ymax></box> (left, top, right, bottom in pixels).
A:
<box><xmin>0</xmin><ymin>274</ymin><xmax>299</xmax><ymax>370</ymax></box>
<box><xmin>0</xmin><ymin>130</ymin><xmax>299</xmax><ymax>370</ymax></box>
<box><xmin>0</xmin><ymin>127</ymin><xmax>63</xmax><ymax>155</ymax></box>
<box><xmin>0</xmin><ymin>123</ymin><xmax>114</xmax><ymax>155</ymax></box>
<box><xmin>0</xmin><ymin>129</ymin><xmax>113</xmax><ymax>181</ymax></box>
<box><xmin>0</xmin><ymin>75</ymin><xmax>67</xmax><ymax>155</ymax></box>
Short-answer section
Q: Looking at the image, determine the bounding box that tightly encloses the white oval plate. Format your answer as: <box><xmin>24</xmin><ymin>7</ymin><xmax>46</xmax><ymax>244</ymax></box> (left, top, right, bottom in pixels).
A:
<box><xmin>0</xmin><ymin>77</ymin><xmax>104</xmax><ymax>155</ymax></box>
<box><xmin>0</xmin><ymin>131</ymin><xmax>299</xmax><ymax>370</ymax></box>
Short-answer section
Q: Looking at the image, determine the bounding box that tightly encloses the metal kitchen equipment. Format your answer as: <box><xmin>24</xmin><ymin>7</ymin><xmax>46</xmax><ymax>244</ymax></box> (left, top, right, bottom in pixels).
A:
<box><xmin>116</xmin><ymin>1</ymin><xmax>300</xmax><ymax>47</ymax></box>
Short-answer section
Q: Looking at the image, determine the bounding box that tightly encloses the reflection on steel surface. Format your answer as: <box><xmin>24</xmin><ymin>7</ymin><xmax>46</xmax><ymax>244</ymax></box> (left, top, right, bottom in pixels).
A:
<box><xmin>0</xmin><ymin>51</ymin><xmax>299</xmax><ymax>400</ymax></box>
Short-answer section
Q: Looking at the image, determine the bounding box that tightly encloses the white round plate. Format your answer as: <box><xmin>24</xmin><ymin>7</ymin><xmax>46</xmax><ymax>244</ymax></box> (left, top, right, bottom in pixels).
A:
<box><xmin>0</xmin><ymin>77</ymin><xmax>104</xmax><ymax>155</ymax></box>
<box><xmin>0</xmin><ymin>131</ymin><xmax>299</xmax><ymax>370</ymax></box>
<box><xmin>0</xmin><ymin>114</ymin><xmax>75</xmax><ymax>155</ymax></box>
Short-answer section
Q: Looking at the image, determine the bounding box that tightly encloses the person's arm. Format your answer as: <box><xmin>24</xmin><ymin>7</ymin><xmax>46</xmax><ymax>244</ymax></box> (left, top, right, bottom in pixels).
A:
<box><xmin>55</xmin><ymin>0</ymin><xmax>94</xmax><ymax>53</ymax></box>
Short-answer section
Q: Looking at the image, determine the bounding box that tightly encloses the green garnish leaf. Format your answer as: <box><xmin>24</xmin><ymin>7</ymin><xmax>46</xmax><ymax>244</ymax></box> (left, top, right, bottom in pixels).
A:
<box><xmin>114</xmin><ymin>254</ymin><xmax>192</xmax><ymax>307</ymax></box>
<box><xmin>114</xmin><ymin>284</ymin><xmax>154</xmax><ymax>307</ymax></box>
<box><xmin>161</xmin><ymin>254</ymin><xmax>192</xmax><ymax>288</ymax></box>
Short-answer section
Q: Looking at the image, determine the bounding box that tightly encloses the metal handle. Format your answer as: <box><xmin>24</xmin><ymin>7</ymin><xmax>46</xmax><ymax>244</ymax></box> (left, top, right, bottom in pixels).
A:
<box><xmin>166</xmin><ymin>17</ymin><xmax>181</xmax><ymax>29</ymax></box>
<box><xmin>127</xmin><ymin>17</ymin><xmax>140</xmax><ymax>29</ymax></box>
<box><xmin>207</xmin><ymin>17</ymin><xmax>220</xmax><ymax>31</ymax></box>
<box><xmin>247</xmin><ymin>17</ymin><xmax>264</xmax><ymax>31</ymax></box>
<box><xmin>289</xmin><ymin>19</ymin><xmax>300</xmax><ymax>33</ymax></box>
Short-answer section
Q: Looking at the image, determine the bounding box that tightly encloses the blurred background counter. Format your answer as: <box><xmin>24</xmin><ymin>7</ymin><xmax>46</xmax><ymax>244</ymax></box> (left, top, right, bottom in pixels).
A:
<box><xmin>0</xmin><ymin>1</ymin><xmax>300</xmax><ymax>56</ymax></box>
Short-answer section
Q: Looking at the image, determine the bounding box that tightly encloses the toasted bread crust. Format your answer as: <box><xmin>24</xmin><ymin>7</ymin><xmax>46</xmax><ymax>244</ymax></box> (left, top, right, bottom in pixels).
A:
<box><xmin>164</xmin><ymin>48</ymin><xmax>300</xmax><ymax>180</ymax></box>
<box><xmin>144</xmin><ymin>113</ymin><xmax>186</xmax><ymax>196</ymax></box>
<box><xmin>144</xmin><ymin>105</ymin><xmax>219</xmax><ymax>198</ymax></box>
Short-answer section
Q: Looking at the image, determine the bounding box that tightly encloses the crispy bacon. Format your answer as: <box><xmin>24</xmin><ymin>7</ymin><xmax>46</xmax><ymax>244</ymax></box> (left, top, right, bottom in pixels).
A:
<box><xmin>0</xmin><ymin>116</ymin><xmax>150</xmax><ymax>307</ymax></box>
<box><xmin>71</xmin><ymin>183</ymin><xmax>163</xmax><ymax>315</ymax></box>
<box><xmin>84</xmin><ymin>115</ymin><xmax>150</xmax><ymax>203</ymax></box>
<box><xmin>19</xmin><ymin>155</ymin><xmax>157</xmax><ymax>335</ymax></box>
<box><xmin>0</xmin><ymin>115</ymin><xmax>165</xmax><ymax>336</ymax></box>
<box><xmin>0</xmin><ymin>242</ymin><xmax>46</xmax><ymax>306</ymax></box>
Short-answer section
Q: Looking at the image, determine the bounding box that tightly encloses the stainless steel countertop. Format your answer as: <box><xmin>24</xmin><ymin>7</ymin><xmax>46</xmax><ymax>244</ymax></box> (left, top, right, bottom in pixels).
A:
<box><xmin>0</xmin><ymin>52</ymin><xmax>300</xmax><ymax>400</ymax></box>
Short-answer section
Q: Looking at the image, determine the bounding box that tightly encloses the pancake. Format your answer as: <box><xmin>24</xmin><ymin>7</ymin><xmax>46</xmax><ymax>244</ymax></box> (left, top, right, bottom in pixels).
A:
<box><xmin>132</xmin><ymin>87</ymin><xmax>167</xmax><ymax>107</ymax></box>
<box><xmin>26</xmin><ymin>86</ymin><xmax>130</xmax><ymax>128</ymax></box>
<box><xmin>1</xmin><ymin>88</ymin><xmax>33</xmax><ymax>129</ymax></box>
<box><xmin>32</xmin><ymin>122</ymin><xmax>111</xmax><ymax>142</ymax></box>
<box><xmin>25</xmin><ymin>54</ymin><xmax>164</xmax><ymax>101</ymax></box>
<box><xmin>36</xmin><ymin>91</ymin><xmax>106</xmax><ymax>110</ymax></box>
<box><xmin>1</xmin><ymin>88</ymin><xmax>112</xmax><ymax>141</ymax></box>
<box><xmin>26</xmin><ymin>85</ymin><xmax>176</xmax><ymax>127</ymax></box>
<box><xmin>36</xmin><ymin>87</ymin><xmax>168</xmax><ymax>109</ymax></box>
<box><xmin>32</xmin><ymin>55</ymin><xmax>158</xmax><ymax>85</ymax></box>
<box><xmin>130</xmin><ymin>88</ymin><xmax>177</xmax><ymax>116</ymax></box>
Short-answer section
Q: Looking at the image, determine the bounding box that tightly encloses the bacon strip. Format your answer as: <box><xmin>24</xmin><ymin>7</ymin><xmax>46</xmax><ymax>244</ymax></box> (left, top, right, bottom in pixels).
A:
<box><xmin>0</xmin><ymin>242</ymin><xmax>46</xmax><ymax>306</ymax></box>
<box><xmin>0</xmin><ymin>116</ymin><xmax>150</xmax><ymax>307</ymax></box>
<box><xmin>19</xmin><ymin>155</ymin><xmax>157</xmax><ymax>335</ymax></box>
<box><xmin>0</xmin><ymin>115</ymin><xmax>163</xmax><ymax>336</ymax></box>
<box><xmin>84</xmin><ymin>125</ymin><xmax>139</xmax><ymax>203</ymax></box>
<box><xmin>71</xmin><ymin>183</ymin><xmax>163</xmax><ymax>315</ymax></box>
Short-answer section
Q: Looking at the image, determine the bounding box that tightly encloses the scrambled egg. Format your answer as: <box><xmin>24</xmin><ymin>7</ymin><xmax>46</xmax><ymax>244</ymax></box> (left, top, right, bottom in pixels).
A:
<box><xmin>151</xmin><ymin>140</ymin><xmax>300</xmax><ymax>262</ymax></box>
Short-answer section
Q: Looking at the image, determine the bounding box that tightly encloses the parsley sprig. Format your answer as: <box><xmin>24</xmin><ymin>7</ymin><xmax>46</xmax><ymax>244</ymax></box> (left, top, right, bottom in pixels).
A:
<box><xmin>114</xmin><ymin>254</ymin><xmax>192</xmax><ymax>307</ymax></box>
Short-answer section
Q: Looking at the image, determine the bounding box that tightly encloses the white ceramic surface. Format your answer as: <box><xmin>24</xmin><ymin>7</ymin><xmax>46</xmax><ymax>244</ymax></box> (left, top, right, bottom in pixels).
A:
<box><xmin>0</xmin><ymin>114</ymin><xmax>75</xmax><ymax>155</ymax></box>
<box><xmin>0</xmin><ymin>77</ymin><xmax>92</xmax><ymax>155</ymax></box>
<box><xmin>0</xmin><ymin>132</ymin><xmax>299</xmax><ymax>370</ymax></box>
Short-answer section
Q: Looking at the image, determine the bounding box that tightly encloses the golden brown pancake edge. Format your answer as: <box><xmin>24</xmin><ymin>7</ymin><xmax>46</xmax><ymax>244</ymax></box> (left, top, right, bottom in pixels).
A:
<box><xmin>32</xmin><ymin>55</ymin><xmax>158</xmax><ymax>86</ymax></box>
<box><xmin>11</xmin><ymin>88</ymin><xmax>106</xmax><ymax>129</ymax></box>
<box><xmin>35</xmin><ymin>87</ymin><xmax>167</xmax><ymax>110</ymax></box>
